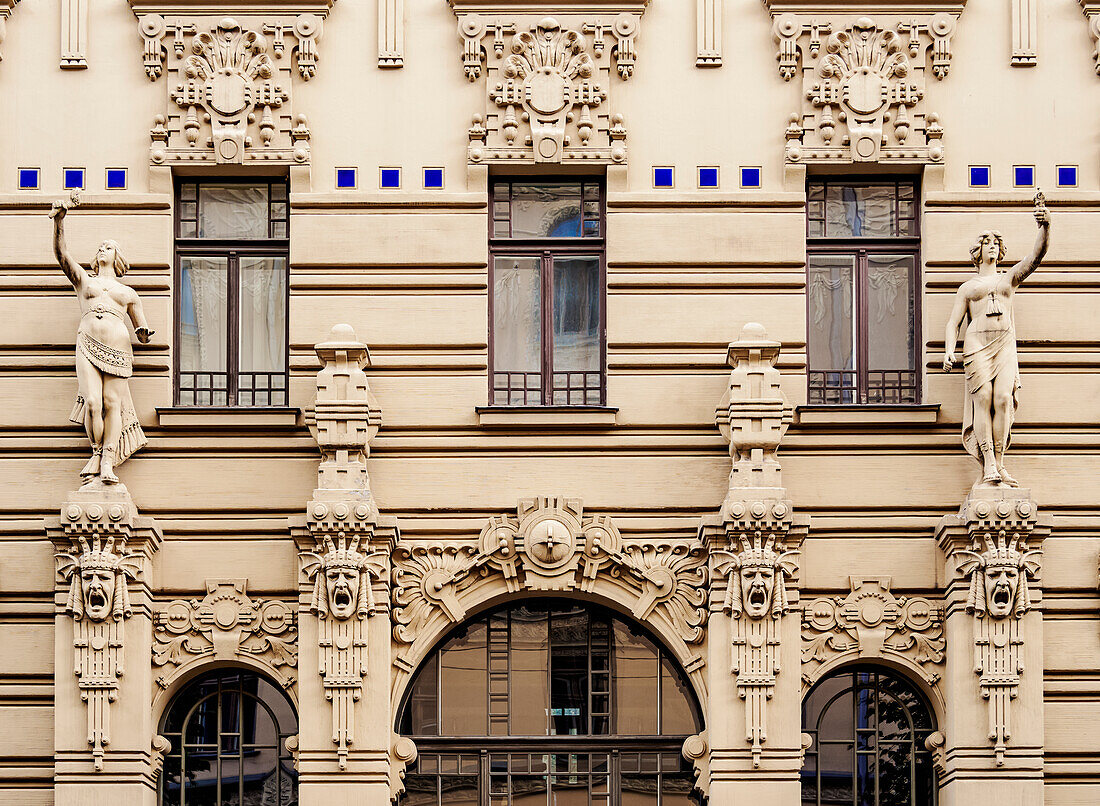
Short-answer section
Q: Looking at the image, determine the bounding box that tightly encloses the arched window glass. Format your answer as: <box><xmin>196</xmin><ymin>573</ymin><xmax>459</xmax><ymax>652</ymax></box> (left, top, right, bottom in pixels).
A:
<box><xmin>801</xmin><ymin>668</ymin><xmax>936</xmax><ymax>806</ymax></box>
<box><xmin>159</xmin><ymin>669</ymin><xmax>298</xmax><ymax>806</ymax></box>
<box><xmin>398</xmin><ymin>601</ymin><xmax>703</xmax><ymax>806</ymax></box>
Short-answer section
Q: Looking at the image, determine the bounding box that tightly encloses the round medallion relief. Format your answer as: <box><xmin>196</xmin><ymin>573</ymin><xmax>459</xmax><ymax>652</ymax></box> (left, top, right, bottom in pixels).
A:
<box><xmin>526</xmin><ymin>518</ymin><xmax>574</xmax><ymax>569</ymax></box>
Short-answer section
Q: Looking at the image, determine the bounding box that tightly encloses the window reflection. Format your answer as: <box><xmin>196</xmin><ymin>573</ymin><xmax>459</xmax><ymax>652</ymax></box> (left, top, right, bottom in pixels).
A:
<box><xmin>801</xmin><ymin>669</ymin><xmax>935</xmax><ymax>806</ymax></box>
<box><xmin>400</xmin><ymin>602</ymin><xmax>702</xmax><ymax>806</ymax></box>
<box><xmin>159</xmin><ymin>670</ymin><xmax>297</xmax><ymax>806</ymax></box>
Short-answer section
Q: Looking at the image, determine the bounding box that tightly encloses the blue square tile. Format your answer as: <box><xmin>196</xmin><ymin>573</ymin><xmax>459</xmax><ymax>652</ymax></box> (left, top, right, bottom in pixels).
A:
<box><xmin>106</xmin><ymin>168</ymin><xmax>127</xmax><ymax>190</ymax></box>
<box><xmin>969</xmin><ymin>166</ymin><xmax>990</xmax><ymax>187</ymax></box>
<box><xmin>1013</xmin><ymin>166</ymin><xmax>1034</xmax><ymax>187</ymax></box>
<box><xmin>336</xmin><ymin>167</ymin><xmax>357</xmax><ymax>189</ymax></box>
<box><xmin>423</xmin><ymin>168</ymin><xmax>444</xmax><ymax>189</ymax></box>
<box><xmin>18</xmin><ymin>168</ymin><xmax>39</xmax><ymax>190</ymax></box>
<box><xmin>740</xmin><ymin>166</ymin><xmax>761</xmax><ymax>188</ymax></box>
<box><xmin>698</xmin><ymin>167</ymin><xmax>719</xmax><ymax>188</ymax></box>
<box><xmin>653</xmin><ymin>167</ymin><xmax>674</xmax><ymax>188</ymax></box>
<box><xmin>380</xmin><ymin>168</ymin><xmax>401</xmax><ymax>189</ymax></box>
<box><xmin>1057</xmin><ymin>165</ymin><xmax>1077</xmax><ymax>187</ymax></box>
<box><xmin>64</xmin><ymin>168</ymin><xmax>85</xmax><ymax>190</ymax></box>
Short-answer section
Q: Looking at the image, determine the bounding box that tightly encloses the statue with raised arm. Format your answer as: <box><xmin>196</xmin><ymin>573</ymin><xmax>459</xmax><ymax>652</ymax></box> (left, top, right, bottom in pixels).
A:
<box><xmin>943</xmin><ymin>191</ymin><xmax>1050</xmax><ymax>487</ymax></box>
<box><xmin>50</xmin><ymin>193</ymin><xmax>153</xmax><ymax>485</ymax></box>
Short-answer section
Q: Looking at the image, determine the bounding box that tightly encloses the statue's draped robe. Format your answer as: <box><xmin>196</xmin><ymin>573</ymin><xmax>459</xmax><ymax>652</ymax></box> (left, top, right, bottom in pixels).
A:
<box><xmin>962</xmin><ymin>325</ymin><xmax>1020</xmax><ymax>462</ymax></box>
<box><xmin>70</xmin><ymin>307</ymin><xmax>147</xmax><ymax>464</ymax></box>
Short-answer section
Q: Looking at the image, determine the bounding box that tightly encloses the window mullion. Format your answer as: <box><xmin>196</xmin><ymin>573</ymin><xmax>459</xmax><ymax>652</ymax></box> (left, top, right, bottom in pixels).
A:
<box><xmin>857</xmin><ymin>250</ymin><xmax>869</xmax><ymax>405</ymax></box>
<box><xmin>542</xmin><ymin>251</ymin><xmax>553</xmax><ymax>406</ymax></box>
<box><xmin>228</xmin><ymin>252</ymin><xmax>240</xmax><ymax>407</ymax></box>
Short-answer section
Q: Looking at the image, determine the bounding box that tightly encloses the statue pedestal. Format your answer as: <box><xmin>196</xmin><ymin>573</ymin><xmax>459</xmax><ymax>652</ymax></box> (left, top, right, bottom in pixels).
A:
<box><xmin>934</xmin><ymin>487</ymin><xmax>1051</xmax><ymax>806</ymax></box>
<box><xmin>47</xmin><ymin>486</ymin><xmax>162</xmax><ymax>806</ymax></box>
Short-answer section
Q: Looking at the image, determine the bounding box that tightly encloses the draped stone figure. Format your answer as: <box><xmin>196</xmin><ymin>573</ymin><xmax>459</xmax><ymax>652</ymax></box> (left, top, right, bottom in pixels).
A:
<box><xmin>943</xmin><ymin>192</ymin><xmax>1050</xmax><ymax>487</ymax></box>
<box><xmin>50</xmin><ymin>194</ymin><xmax>153</xmax><ymax>484</ymax></box>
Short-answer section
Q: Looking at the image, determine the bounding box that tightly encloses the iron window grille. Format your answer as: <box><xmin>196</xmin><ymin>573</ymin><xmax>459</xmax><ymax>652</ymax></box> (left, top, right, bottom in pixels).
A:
<box><xmin>806</xmin><ymin>179</ymin><xmax>921</xmax><ymax>404</ymax></box>
<box><xmin>174</xmin><ymin>179</ymin><xmax>290</xmax><ymax>406</ymax></box>
<box><xmin>489</xmin><ymin>180</ymin><xmax>606</xmax><ymax>406</ymax></box>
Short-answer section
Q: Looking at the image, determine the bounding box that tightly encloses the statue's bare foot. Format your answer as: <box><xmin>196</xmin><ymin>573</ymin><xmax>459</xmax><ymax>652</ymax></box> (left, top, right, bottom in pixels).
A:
<box><xmin>998</xmin><ymin>466</ymin><xmax>1019</xmax><ymax>487</ymax></box>
<box><xmin>99</xmin><ymin>465</ymin><xmax>119</xmax><ymax>485</ymax></box>
<box><xmin>981</xmin><ymin>466</ymin><xmax>1002</xmax><ymax>485</ymax></box>
<box><xmin>79</xmin><ymin>451</ymin><xmax>101</xmax><ymax>479</ymax></box>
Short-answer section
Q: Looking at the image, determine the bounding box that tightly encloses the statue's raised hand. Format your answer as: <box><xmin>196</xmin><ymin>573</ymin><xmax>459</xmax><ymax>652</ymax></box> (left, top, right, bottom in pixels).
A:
<box><xmin>49</xmin><ymin>200</ymin><xmax>68</xmax><ymax>220</ymax></box>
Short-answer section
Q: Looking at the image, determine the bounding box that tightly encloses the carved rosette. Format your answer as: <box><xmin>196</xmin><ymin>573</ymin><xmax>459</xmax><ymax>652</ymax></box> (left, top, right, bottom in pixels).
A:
<box><xmin>768</xmin><ymin>8</ymin><xmax>960</xmax><ymax>165</ymax></box>
<box><xmin>152</xmin><ymin>579</ymin><xmax>298</xmax><ymax>692</ymax></box>
<box><xmin>937</xmin><ymin>493</ymin><xmax>1049</xmax><ymax>766</ymax></box>
<box><xmin>801</xmin><ymin>577</ymin><xmax>945</xmax><ymax>689</ymax></box>
<box><xmin>452</xmin><ymin>1</ymin><xmax>646</xmax><ymax>165</ymax></box>
<box><xmin>708</xmin><ymin>498</ymin><xmax>804</xmax><ymax>768</ymax></box>
<box><xmin>49</xmin><ymin>491</ymin><xmax>161</xmax><ymax>771</ymax></box>
<box><xmin>132</xmin><ymin>7</ymin><xmax>330</xmax><ymax>165</ymax></box>
<box><xmin>393</xmin><ymin>496</ymin><xmax>707</xmax><ymax>652</ymax></box>
<box><xmin>1083</xmin><ymin>2</ymin><xmax>1100</xmax><ymax>75</ymax></box>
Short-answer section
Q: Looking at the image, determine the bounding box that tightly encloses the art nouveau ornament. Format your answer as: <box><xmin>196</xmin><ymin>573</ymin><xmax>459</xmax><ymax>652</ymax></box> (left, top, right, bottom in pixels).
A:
<box><xmin>50</xmin><ymin>193</ymin><xmax>152</xmax><ymax>486</ymax></box>
<box><xmin>768</xmin><ymin>4</ymin><xmax>961</xmax><ymax>165</ymax></box>
<box><xmin>944</xmin><ymin>192</ymin><xmax>1050</xmax><ymax>487</ymax></box>
<box><xmin>801</xmin><ymin>577</ymin><xmax>945</xmax><ymax>688</ymax></box>
<box><xmin>133</xmin><ymin>5</ymin><xmax>329</xmax><ymax>166</ymax></box>
<box><xmin>938</xmin><ymin>492</ymin><xmax>1048</xmax><ymax>768</ymax></box>
<box><xmin>393</xmin><ymin>497</ymin><xmax>708</xmax><ymax>654</ymax></box>
<box><xmin>452</xmin><ymin>0</ymin><xmax>646</xmax><ymax>165</ymax></box>
<box><xmin>152</xmin><ymin>579</ymin><xmax>298</xmax><ymax>691</ymax></box>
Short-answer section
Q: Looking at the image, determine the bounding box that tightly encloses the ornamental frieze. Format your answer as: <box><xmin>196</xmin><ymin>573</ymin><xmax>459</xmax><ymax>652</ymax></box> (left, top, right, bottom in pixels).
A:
<box><xmin>129</xmin><ymin>2</ymin><xmax>335</xmax><ymax>165</ymax></box>
<box><xmin>801</xmin><ymin>577</ymin><xmax>945</xmax><ymax>689</ymax></box>
<box><xmin>450</xmin><ymin>0</ymin><xmax>648</xmax><ymax>165</ymax></box>
<box><xmin>392</xmin><ymin>496</ymin><xmax>707</xmax><ymax>648</ymax></box>
<box><xmin>764</xmin><ymin>0</ymin><xmax>965</xmax><ymax>165</ymax></box>
<box><xmin>152</xmin><ymin>579</ymin><xmax>298</xmax><ymax>691</ymax></box>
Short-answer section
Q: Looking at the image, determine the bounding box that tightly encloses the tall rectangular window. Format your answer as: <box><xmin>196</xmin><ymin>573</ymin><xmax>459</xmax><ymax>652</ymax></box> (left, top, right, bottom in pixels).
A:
<box><xmin>175</xmin><ymin>180</ymin><xmax>289</xmax><ymax>406</ymax></box>
<box><xmin>489</xmin><ymin>180</ymin><xmax>605</xmax><ymax>406</ymax></box>
<box><xmin>806</xmin><ymin>179</ymin><xmax>920</xmax><ymax>404</ymax></box>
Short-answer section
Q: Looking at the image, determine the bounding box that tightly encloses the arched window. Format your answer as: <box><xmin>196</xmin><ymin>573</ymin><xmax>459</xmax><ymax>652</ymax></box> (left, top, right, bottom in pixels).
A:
<box><xmin>159</xmin><ymin>669</ymin><xmax>298</xmax><ymax>806</ymax></box>
<box><xmin>801</xmin><ymin>668</ymin><xmax>936</xmax><ymax>806</ymax></box>
<box><xmin>398</xmin><ymin>600</ymin><xmax>703</xmax><ymax>806</ymax></box>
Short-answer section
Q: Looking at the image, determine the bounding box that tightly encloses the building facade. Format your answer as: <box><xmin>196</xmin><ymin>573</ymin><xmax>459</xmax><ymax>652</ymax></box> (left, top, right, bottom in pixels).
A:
<box><xmin>0</xmin><ymin>1</ymin><xmax>1098</xmax><ymax>805</ymax></box>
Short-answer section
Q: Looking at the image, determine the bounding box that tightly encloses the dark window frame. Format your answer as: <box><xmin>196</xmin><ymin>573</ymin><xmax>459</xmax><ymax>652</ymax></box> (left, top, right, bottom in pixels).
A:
<box><xmin>158</xmin><ymin>669</ymin><xmax>298</xmax><ymax>806</ymax></box>
<box><xmin>173</xmin><ymin>177</ymin><xmax>290</xmax><ymax>407</ymax></box>
<box><xmin>801</xmin><ymin>666</ymin><xmax>937</xmax><ymax>806</ymax></box>
<box><xmin>806</xmin><ymin>178</ymin><xmax>922</xmax><ymax>405</ymax></box>
<box><xmin>397</xmin><ymin>600</ymin><xmax>702</xmax><ymax>806</ymax></box>
<box><xmin>488</xmin><ymin>179</ymin><xmax>607</xmax><ymax>407</ymax></box>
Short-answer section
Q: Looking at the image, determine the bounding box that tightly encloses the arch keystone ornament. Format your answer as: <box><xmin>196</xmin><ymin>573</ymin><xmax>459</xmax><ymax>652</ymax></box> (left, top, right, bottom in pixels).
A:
<box><xmin>129</xmin><ymin>2</ymin><xmax>337</xmax><ymax>170</ymax></box>
<box><xmin>936</xmin><ymin>488</ymin><xmax>1051</xmax><ymax>803</ymax></box>
<box><xmin>765</xmin><ymin>0</ymin><xmax>964</xmax><ymax>167</ymax></box>
<box><xmin>700</xmin><ymin>324</ymin><xmax>808</xmax><ymax>793</ymax></box>
<box><xmin>801</xmin><ymin>577</ymin><xmax>945</xmax><ymax>690</ymax></box>
<box><xmin>450</xmin><ymin>0</ymin><xmax>648</xmax><ymax>166</ymax></box>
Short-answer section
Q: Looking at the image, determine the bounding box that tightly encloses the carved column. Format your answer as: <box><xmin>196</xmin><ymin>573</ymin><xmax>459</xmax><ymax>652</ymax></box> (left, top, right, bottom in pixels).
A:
<box><xmin>290</xmin><ymin>324</ymin><xmax>402</xmax><ymax>806</ymax></box>
<box><xmin>934</xmin><ymin>489</ymin><xmax>1051</xmax><ymax>806</ymax></box>
<box><xmin>47</xmin><ymin>486</ymin><xmax>162</xmax><ymax>806</ymax></box>
<box><xmin>698</xmin><ymin>324</ymin><xmax>808</xmax><ymax>804</ymax></box>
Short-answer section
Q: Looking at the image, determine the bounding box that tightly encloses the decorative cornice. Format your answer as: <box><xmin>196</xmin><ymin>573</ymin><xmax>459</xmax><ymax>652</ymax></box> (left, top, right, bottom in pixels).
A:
<box><xmin>128</xmin><ymin>0</ymin><xmax>335</xmax><ymax>12</ymax></box>
<box><xmin>449</xmin><ymin>0</ymin><xmax>648</xmax><ymax>10</ymax></box>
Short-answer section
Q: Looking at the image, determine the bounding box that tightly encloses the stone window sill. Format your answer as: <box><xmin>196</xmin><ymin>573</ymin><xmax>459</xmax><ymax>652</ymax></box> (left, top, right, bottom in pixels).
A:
<box><xmin>795</xmin><ymin>404</ymin><xmax>940</xmax><ymax>427</ymax></box>
<box><xmin>156</xmin><ymin>406</ymin><xmax>300</xmax><ymax>429</ymax></box>
<box><xmin>476</xmin><ymin>406</ymin><xmax>618</xmax><ymax>428</ymax></box>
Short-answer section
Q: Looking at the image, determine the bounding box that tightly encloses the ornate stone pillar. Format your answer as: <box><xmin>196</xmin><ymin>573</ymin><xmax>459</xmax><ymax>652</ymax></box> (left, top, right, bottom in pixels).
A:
<box><xmin>934</xmin><ymin>489</ymin><xmax>1051</xmax><ymax>806</ymax></box>
<box><xmin>698</xmin><ymin>324</ymin><xmax>808</xmax><ymax>804</ymax></box>
<box><xmin>290</xmin><ymin>324</ymin><xmax>402</xmax><ymax>806</ymax></box>
<box><xmin>47</xmin><ymin>486</ymin><xmax>162</xmax><ymax>806</ymax></box>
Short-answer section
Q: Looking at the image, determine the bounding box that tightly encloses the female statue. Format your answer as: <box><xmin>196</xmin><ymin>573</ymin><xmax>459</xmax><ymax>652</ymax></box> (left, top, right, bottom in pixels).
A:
<box><xmin>943</xmin><ymin>192</ymin><xmax>1050</xmax><ymax>487</ymax></box>
<box><xmin>50</xmin><ymin>194</ymin><xmax>153</xmax><ymax>485</ymax></box>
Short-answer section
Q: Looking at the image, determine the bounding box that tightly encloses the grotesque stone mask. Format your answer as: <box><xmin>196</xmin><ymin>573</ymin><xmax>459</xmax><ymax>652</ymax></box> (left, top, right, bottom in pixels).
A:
<box><xmin>740</xmin><ymin>564</ymin><xmax>775</xmax><ymax>619</ymax></box>
<box><xmin>325</xmin><ymin>566</ymin><xmax>360</xmax><ymax>620</ymax></box>
<box><xmin>984</xmin><ymin>563</ymin><xmax>1019</xmax><ymax>618</ymax></box>
<box><xmin>81</xmin><ymin>567</ymin><xmax>116</xmax><ymax>621</ymax></box>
